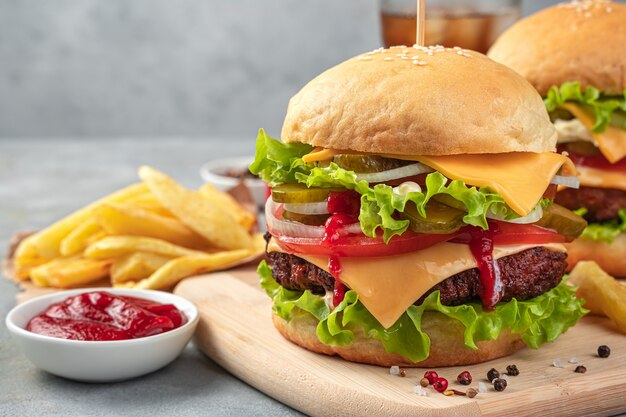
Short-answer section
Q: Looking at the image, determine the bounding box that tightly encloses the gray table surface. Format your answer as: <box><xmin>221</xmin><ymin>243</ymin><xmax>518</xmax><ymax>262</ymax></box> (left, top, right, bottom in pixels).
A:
<box><xmin>0</xmin><ymin>138</ymin><xmax>302</xmax><ymax>417</ymax></box>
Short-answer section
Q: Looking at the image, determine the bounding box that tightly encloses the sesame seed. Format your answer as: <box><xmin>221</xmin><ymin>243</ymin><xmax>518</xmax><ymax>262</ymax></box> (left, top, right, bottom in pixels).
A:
<box><xmin>453</xmin><ymin>46</ymin><xmax>462</xmax><ymax>50</ymax></box>
<box><xmin>606</xmin><ymin>6</ymin><xmax>612</xmax><ymax>12</ymax></box>
<box><xmin>457</xmin><ymin>50</ymin><xmax>464</xmax><ymax>55</ymax></box>
<box><xmin>463</xmin><ymin>53</ymin><xmax>472</xmax><ymax>57</ymax></box>
<box><xmin>412</xmin><ymin>59</ymin><xmax>419</xmax><ymax>64</ymax></box>
<box><xmin>358</xmin><ymin>56</ymin><xmax>372</xmax><ymax>61</ymax></box>
<box><xmin>418</xmin><ymin>60</ymin><xmax>427</xmax><ymax>65</ymax></box>
<box><xmin>384</xmin><ymin>57</ymin><xmax>393</xmax><ymax>61</ymax></box>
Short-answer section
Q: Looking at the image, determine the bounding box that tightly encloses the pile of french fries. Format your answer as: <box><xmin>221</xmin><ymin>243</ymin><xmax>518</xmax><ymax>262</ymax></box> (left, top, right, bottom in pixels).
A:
<box><xmin>569</xmin><ymin>261</ymin><xmax>626</xmax><ymax>334</ymax></box>
<box><xmin>12</xmin><ymin>166</ymin><xmax>264</xmax><ymax>290</ymax></box>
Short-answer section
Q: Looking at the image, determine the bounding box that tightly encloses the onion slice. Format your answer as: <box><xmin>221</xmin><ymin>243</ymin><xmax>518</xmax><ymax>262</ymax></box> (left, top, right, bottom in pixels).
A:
<box><xmin>283</xmin><ymin>201</ymin><xmax>329</xmax><ymax>215</ymax></box>
<box><xmin>266</xmin><ymin>199</ymin><xmax>363</xmax><ymax>238</ymax></box>
<box><xmin>551</xmin><ymin>175</ymin><xmax>580</xmax><ymax>189</ymax></box>
<box><xmin>355</xmin><ymin>163</ymin><xmax>433</xmax><ymax>183</ymax></box>
<box><xmin>486</xmin><ymin>204</ymin><xmax>543</xmax><ymax>224</ymax></box>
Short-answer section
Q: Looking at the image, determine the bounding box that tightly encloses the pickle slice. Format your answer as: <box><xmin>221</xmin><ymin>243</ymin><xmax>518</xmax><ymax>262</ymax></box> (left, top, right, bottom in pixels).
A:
<box><xmin>282</xmin><ymin>210</ymin><xmax>329</xmax><ymax>226</ymax></box>
<box><xmin>535</xmin><ymin>203</ymin><xmax>588</xmax><ymax>241</ymax></box>
<box><xmin>333</xmin><ymin>155</ymin><xmax>411</xmax><ymax>173</ymax></box>
<box><xmin>432</xmin><ymin>194</ymin><xmax>467</xmax><ymax>212</ymax></box>
<box><xmin>400</xmin><ymin>200</ymin><xmax>465</xmax><ymax>234</ymax></box>
<box><xmin>271</xmin><ymin>184</ymin><xmax>345</xmax><ymax>204</ymax></box>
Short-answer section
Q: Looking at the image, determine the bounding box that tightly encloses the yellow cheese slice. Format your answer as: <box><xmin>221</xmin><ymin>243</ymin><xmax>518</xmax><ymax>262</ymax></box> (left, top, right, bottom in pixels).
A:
<box><xmin>268</xmin><ymin>239</ymin><xmax>566</xmax><ymax>329</ymax></box>
<box><xmin>411</xmin><ymin>153</ymin><xmax>575</xmax><ymax>217</ymax></box>
<box><xmin>562</xmin><ymin>103</ymin><xmax>626</xmax><ymax>164</ymax></box>
<box><xmin>576</xmin><ymin>166</ymin><xmax>626</xmax><ymax>191</ymax></box>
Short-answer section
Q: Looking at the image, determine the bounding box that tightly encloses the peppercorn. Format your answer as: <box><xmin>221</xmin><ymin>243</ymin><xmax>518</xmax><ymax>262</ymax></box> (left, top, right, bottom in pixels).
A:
<box><xmin>506</xmin><ymin>364</ymin><xmax>519</xmax><ymax>376</ymax></box>
<box><xmin>487</xmin><ymin>368</ymin><xmax>500</xmax><ymax>382</ymax></box>
<box><xmin>419</xmin><ymin>378</ymin><xmax>429</xmax><ymax>387</ymax></box>
<box><xmin>424</xmin><ymin>370</ymin><xmax>439</xmax><ymax>385</ymax></box>
<box><xmin>467</xmin><ymin>388</ymin><xmax>478</xmax><ymax>398</ymax></box>
<box><xmin>399</xmin><ymin>368</ymin><xmax>407</xmax><ymax>377</ymax></box>
<box><xmin>598</xmin><ymin>345</ymin><xmax>611</xmax><ymax>358</ymax></box>
<box><xmin>457</xmin><ymin>370</ymin><xmax>472</xmax><ymax>385</ymax></box>
<box><xmin>575</xmin><ymin>365</ymin><xmax>587</xmax><ymax>374</ymax></box>
<box><xmin>493</xmin><ymin>378</ymin><xmax>507</xmax><ymax>392</ymax></box>
<box><xmin>433</xmin><ymin>377</ymin><xmax>449</xmax><ymax>392</ymax></box>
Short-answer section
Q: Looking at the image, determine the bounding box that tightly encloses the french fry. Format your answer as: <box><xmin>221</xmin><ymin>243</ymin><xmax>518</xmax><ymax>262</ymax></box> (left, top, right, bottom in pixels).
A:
<box><xmin>569</xmin><ymin>261</ymin><xmax>626</xmax><ymax>334</ymax></box>
<box><xmin>125</xmin><ymin>193</ymin><xmax>174</xmax><ymax>217</ymax></box>
<box><xmin>129</xmin><ymin>249</ymin><xmax>252</xmax><ymax>290</ymax></box>
<box><xmin>12</xmin><ymin>243</ymin><xmax>47</xmax><ymax>280</ymax></box>
<box><xmin>139</xmin><ymin>166</ymin><xmax>254</xmax><ymax>250</ymax></box>
<box><xmin>110</xmin><ymin>252</ymin><xmax>171</xmax><ymax>283</ymax></box>
<box><xmin>60</xmin><ymin>219</ymin><xmax>101</xmax><ymax>257</ymax></box>
<box><xmin>14</xmin><ymin>183</ymin><xmax>148</xmax><ymax>262</ymax></box>
<box><xmin>96</xmin><ymin>203</ymin><xmax>209</xmax><ymax>249</ymax></box>
<box><xmin>30</xmin><ymin>257</ymin><xmax>111</xmax><ymax>288</ymax></box>
<box><xmin>198</xmin><ymin>183</ymin><xmax>256</xmax><ymax>231</ymax></box>
<box><xmin>85</xmin><ymin>236</ymin><xmax>207</xmax><ymax>260</ymax></box>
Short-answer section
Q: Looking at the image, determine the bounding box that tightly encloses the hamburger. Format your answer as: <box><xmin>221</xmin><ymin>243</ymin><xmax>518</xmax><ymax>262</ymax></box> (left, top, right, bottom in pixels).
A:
<box><xmin>488</xmin><ymin>0</ymin><xmax>626</xmax><ymax>277</ymax></box>
<box><xmin>250</xmin><ymin>45</ymin><xmax>587</xmax><ymax>367</ymax></box>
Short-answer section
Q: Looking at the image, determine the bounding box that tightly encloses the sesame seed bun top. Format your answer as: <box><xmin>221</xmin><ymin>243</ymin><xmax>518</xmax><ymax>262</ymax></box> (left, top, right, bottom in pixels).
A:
<box><xmin>281</xmin><ymin>46</ymin><xmax>556</xmax><ymax>156</ymax></box>
<box><xmin>488</xmin><ymin>0</ymin><xmax>626</xmax><ymax>96</ymax></box>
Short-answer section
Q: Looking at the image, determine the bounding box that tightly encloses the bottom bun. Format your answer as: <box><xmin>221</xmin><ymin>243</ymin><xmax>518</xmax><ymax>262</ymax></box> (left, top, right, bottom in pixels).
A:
<box><xmin>273</xmin><ymin>311</ymin><xmax>525</xmax><ymax>367</ymax></box>
<box><xmin>566</xmin><ymin>233</ymin><xmax>626</xmax><ymax>278</ymax></box>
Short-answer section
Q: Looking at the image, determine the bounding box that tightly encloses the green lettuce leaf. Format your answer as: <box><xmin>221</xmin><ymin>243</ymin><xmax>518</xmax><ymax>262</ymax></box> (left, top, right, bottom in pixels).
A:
<box><xmin>249</xmin><ymin>128</ymin><xmax>314</xmax><ymax>186</ymax></box>
<box><xmin>544</xmin><ymin>82</ymin><xmax>626</xmax><ymax>133</ymax></box>
<box><xmin>250</xmin><ymin>131</ymin><xmax>527</xmax><ymax>241</ymax></box>
<box><xmin>259</xmin><ymin>261</ymin><xmax>586</xmax><ymax>363</ymax></box>
<box><xmin>578</xmin><ymin>209</ymin><xmax>626</xmax><ymax>243</ymax></box>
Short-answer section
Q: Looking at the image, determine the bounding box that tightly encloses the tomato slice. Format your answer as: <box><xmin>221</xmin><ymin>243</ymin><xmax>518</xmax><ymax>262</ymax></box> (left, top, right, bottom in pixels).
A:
<box><xmin>274</xmin><ymin>231</ymin><xmax>458</xmax><ymax>257</ymax></box>
<box><xmin>565</xmin><ymin>149</ymin><xmax>626</xmax><ymax>172</ymax></box>
<box><xmin>452</xmin><ymin>221</ymin><xmax>566</xmax><ymax>245</ymax></box>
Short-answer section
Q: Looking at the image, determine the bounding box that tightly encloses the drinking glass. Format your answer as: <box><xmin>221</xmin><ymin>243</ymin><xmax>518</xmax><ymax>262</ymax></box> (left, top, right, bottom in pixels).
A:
<box><xmin>380</xmin><ymin>0</ymin><xmax>522</xmax><ymax>53</ymax></box>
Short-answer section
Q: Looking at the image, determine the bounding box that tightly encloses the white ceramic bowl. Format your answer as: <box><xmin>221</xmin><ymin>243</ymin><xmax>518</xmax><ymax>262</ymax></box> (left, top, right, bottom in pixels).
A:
<box><xmin>200</xmin><ymin>156</ymin><xmax>266</xmax><ymax>208</ymax></box>
<box><xmin>5</xmin><ymin>288</ymin><xmax>198</xmax><ymax>383</ymax></box>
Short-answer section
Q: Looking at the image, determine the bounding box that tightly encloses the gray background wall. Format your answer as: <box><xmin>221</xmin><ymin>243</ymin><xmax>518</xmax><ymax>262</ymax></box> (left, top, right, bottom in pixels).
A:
<box><xmin>0</xmin><ymin>0</ymin><xmax>606</xmax><ymax>140</ymax></box>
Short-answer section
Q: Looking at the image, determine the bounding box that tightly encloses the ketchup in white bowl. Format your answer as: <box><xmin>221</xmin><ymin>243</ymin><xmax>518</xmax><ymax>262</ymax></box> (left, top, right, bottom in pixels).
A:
<box><xmin>27</xmin><ymin>291</ymin><xmax>187</xmax><ymax>341</ymax></box>
<box><xmin>6</xmin><ymin>288</ymin><xmax>198</xmax><ymax>382</ymax></box>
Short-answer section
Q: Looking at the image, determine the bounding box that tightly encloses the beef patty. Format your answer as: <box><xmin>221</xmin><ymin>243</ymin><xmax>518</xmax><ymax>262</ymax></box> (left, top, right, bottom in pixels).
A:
<box><xmin>266</xmin><ymin>246</ymin><xmax>567</xmax><ymax>306</ymax></box>
<box><xmin>555</xmin><ymin>186</ymin><xmax>626</xmax><ymax>223</ymax></box>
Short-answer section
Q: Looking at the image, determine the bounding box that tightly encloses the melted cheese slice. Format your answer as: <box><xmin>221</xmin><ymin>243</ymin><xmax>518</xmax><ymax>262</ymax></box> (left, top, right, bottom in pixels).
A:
<box><xmin>562</xmin><ymin>103</ymin><xmax>626</xmax><ymax>164</ymax></box>
<box><xmin>576</xmin><ymin>165</ymin><xmax>626</xmax><ymax>191</ymax></box>
<box><xmin>302</xmin><ymin>148</ymin><xmax>575</xmax><ymax>218</ymax></box>
<box><xmin>268</xmin><ymin>239</ymin><xmax>566</xmax><ymax>329</ymax></box>
<box><xmin>411</xmin><ymin>153</ymin><xmax>575</xmax><ymax>217</ymax></box>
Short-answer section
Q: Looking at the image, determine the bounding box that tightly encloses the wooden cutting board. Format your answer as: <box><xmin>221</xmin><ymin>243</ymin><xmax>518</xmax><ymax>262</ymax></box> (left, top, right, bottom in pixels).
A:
<box><xmin>175</xmin><ymin>267</ymin><xmax>626</xmax><ymax>417</ymax></box>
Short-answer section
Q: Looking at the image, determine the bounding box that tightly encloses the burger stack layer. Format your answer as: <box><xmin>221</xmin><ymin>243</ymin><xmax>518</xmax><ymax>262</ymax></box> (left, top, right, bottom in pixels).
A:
<box><xmin>251</xmin><ymin>45</ymin><xmax>587</xmax><ymax>367</ymax></box>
